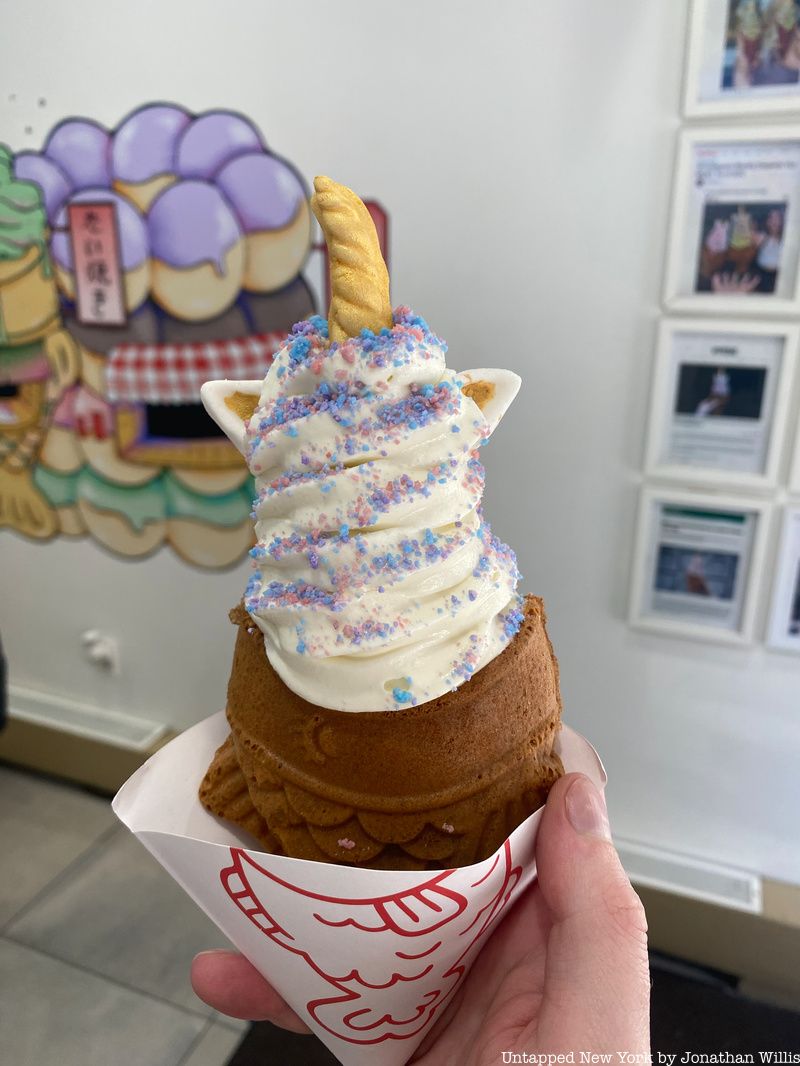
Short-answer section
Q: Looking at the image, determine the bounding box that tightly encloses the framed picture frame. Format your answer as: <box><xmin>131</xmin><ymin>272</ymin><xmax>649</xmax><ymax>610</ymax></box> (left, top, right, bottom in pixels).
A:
<box><xmin>644</xmin><ymin>318</ymin><xmax>799</xmax><ymax>491</ymax></box>
<box><xmin>790</xmin><ymin>411</ymin><xmax>800</xmax><ymax>492</ymax></box>
<box><xmin>766</xmin><ymin>505</ymin><xmax>800</xmax><ymax>651</ymax></box>
<box><xmin>684</xmin><ymin>0</ymin><xmax>800</xmax><ymax>119</ymax></box>
<box><xmin>664</xmin><ymin>126</ymin><xmax>800</xmax><ymax>316</ymax></box>
<box><xmin>629</xmin><ymin>486</ymin><xmax>770</xmax><ymax>645</ymax></box>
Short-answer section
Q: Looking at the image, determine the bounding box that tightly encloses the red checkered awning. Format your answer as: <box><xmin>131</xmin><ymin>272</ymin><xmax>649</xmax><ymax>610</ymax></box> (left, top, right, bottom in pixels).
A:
<box><xmin>106</xmin><ymin>331</ymin><xmax>287</xmax><ymax>404</ymax></box>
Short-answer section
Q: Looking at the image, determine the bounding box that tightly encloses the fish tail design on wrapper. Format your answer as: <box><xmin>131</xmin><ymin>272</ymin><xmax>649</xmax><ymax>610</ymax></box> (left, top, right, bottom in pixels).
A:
<box><xmin>198</xmin><ymin>174</ymin><xmax>565</xmax><ymax>869</ymax></box>
<box><xmin>310</xmin><ymin>175</ymin><xmax>392</xmax><ymax>343</ymax></box>
<box><xmin>116</xmin><ymin>711</ymin><xmax>603</xmax><ymax>1066</ymax></box>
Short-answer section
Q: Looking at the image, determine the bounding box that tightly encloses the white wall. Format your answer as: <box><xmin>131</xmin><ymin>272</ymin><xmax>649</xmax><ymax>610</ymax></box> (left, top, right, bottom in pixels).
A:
<box><xmin>2</xmin><ymin>0</ymin><xmax>799</xmax><ymax>883</ymax></box>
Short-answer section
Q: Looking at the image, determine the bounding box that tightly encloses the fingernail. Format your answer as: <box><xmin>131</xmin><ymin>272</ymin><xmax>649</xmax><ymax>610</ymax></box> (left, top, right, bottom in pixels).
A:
<box><xmin>565</xmin><ymin>775</ymin><xmax>611</xmax><ymax>841</ymax></box>
<box><xmin>193</xmin><ymin>949</ymin><xmax>229</xmax><ymax>961</ymax></box>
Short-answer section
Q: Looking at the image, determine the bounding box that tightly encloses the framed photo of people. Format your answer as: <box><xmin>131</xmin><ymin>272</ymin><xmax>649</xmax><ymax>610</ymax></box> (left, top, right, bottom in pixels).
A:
<box><xmin>664</xmin><ymin>127</ymin><xmax>800</xmax><ymax>315</ymax></box>
<box><xmin>629</xmin><ymin>487</ymin><xmax>770</xmax><ymax>644</ymax></box>
<box><xmin>685</xmin><ymin>0</ymin><xmax>800</xmax><ymax>118</ymax></box>
<box><xmin>766</xmin><ymin>506</ymin><xmax>800</xmax><ymax>651</ymax></box>
<box><xmin>644</xmin><ymin>318</ymin><xmax>798</xmax><ymax>491</ymax></box>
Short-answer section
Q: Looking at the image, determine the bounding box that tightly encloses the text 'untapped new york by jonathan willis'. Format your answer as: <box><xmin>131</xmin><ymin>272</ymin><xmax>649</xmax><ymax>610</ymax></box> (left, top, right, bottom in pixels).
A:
<box><xmin>499</xmin><ymin>1054</ymin><xmax>800</xmax><ymax>1065</ymax></box>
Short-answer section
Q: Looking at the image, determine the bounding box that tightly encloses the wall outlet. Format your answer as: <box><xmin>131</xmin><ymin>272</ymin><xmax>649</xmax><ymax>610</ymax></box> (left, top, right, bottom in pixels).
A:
<box><xmin>80</xmin><ymin>629</ymin><xmax>120</xmax><ymax>675</ymax></box>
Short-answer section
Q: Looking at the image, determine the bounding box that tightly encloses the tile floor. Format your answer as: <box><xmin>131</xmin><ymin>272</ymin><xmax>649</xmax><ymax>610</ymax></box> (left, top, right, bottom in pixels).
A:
<box><xmin>0</xmin><ymin>761</ymin><xmax>247</xmax><ymax>1066</ymax></box>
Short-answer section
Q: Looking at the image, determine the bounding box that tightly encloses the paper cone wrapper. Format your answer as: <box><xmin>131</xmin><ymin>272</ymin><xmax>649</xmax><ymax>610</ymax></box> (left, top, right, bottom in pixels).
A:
<box><xmin>113</xmin><ymin>712</ymin><xmax>606</xmax><ymax>1066</ymax></box>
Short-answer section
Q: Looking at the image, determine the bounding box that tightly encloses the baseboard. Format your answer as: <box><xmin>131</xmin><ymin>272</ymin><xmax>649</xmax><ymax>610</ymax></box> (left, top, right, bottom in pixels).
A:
<box><xmin>617</xmin><ymin>836</ymin><xmax>762</xmax><ymax>914</ymax></box>
<box><xmin>636</xmin><ymin>881</ymin><xmax>800</xmax><ymax>1006</ymax></box>
<box><xmin>0</xmin><ymin>715</ymin><xmax>174</xmax><ymax>793</ymax></box>
<box><xmin>9</xmin><ymin>684</ymin><xmax>167</xmax><ymax>751</ymax></box>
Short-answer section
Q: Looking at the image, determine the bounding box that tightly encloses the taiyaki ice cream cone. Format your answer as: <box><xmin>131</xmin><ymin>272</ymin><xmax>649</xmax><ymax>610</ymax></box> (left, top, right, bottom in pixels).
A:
<box><xmin>737</xmin><ymin>0</ymin><xmax>763</xmax><ymax>65</ymax></box>
<box><xmin>726</xmin><ymin>205</ymin><xmax>758</xmax><ymax>275</ymax></box>
<box><xmin>699</xmin><ymin>217</ymin><xmax>729</xmax><ymax>280</ymax></box>
<box><xmin>775</xmin><ymin>0</ymin><xmax>798</xmax><ymax>53</ymax></box>
<box><xmin>199</xmin><ymin>176</ymin><xmax>563</xmax><ymax>869</ymax></box>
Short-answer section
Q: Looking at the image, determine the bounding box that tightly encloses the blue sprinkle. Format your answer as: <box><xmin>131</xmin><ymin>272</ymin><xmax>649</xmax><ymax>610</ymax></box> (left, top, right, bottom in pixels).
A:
<box><xmin>392</xmin><ymin>687</ymin><xmax>413</xmax><ymax>704</ymax></box>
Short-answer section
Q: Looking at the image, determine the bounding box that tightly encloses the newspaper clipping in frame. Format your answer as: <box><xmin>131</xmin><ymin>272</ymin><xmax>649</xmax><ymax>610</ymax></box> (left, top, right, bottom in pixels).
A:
<box><xmin>641</xmin><ymin>501</ymin><xmax>758</xmax><ymax>633</ymax></box>
<box><xmin>684</xmin><ymin>138</ymin><xmax>800</xmax><ymax>300</ymax></box>
<box><xmin>657</xmin><ymin>328</ymin><xmax>784</xmax><ymax>477</ymax></box>
<box><xmin>767</xmin><ymin>506</ymin><xmax>800</xmax><ymax>652</ymax></box>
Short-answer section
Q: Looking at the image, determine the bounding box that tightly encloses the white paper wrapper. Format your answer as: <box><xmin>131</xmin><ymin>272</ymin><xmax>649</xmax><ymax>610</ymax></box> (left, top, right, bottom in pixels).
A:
<box><xmin>113</xmin><ymin>713</ymin><xmax>605</xmax><ymax>1066</ymax></box>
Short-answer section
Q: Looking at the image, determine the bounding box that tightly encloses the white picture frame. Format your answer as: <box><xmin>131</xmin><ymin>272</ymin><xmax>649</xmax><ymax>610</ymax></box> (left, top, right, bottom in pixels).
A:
<box><xmin>664</xmin><ymin>126</ymin><xmax>800</xmax><ymax>317</ymax></box>
<box><xmin>684</xmin><ymin>0</ymin><xmax>800</xmax><ymax>120</ymax></box>
<box><xmin>629</xmin><ymin>486</ymin><xmax>770</xmax><ymax>645</ymax></box>
<box><xmin>644</xmin><ymin>317</ymin><xmax>798</xmax><ymax>492</ymax></box>
<box><xmin>766</xmin><ymin>506</ymin><xmax>800</xmax><ymax>652</ymax></box>
<box><xmin>790</xmin><ymin>410</ymin><xmax>800</xmax><ymax>492</ymax></box>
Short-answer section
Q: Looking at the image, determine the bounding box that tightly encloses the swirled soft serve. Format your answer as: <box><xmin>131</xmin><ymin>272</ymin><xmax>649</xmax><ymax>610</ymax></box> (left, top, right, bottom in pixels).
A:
<box><xmin>243</xmin><ymin>306</ymin><xmax>523</xmax><ymax>710</ymax></box>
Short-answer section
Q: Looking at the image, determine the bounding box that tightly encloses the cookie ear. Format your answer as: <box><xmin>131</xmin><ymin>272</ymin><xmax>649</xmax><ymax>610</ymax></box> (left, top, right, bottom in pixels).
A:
<box><xmin>200</xmin><ymin>379</ymin><xmax>262</xmax><ymax>456</ymax></box>
<box><xmin>459</xmin><ymin>369</ymin><xmax>521</xmax><ymax>434</ymax></box>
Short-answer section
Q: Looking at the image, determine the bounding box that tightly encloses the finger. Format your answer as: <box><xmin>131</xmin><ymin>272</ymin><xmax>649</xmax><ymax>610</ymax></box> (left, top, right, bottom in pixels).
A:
<box><xmin>414</xmin><ymin>881</ymin><xmax>551</xmax><ymax>1062</ymax></box>
<box><xmin>530</xmin><ymin>773</ymin><xmax>650</xmax><ymax>1052</ymax></box>
<box><xmin>191</xmin><ymin>950</ymin><xmax>310</xmax><ymax>1032</ymax></box>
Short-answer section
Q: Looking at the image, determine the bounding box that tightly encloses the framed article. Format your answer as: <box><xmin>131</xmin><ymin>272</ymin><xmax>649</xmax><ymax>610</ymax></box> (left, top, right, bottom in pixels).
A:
<box><xmin>766</xmin><ymin>506</ymin><xmax>800</xmax><ymax>651</ymax></box>
<box><xmin>664</xmin><ymin>126</ymin><xmax>800</xmax><ymax>316</ymax></box>
<box><xmin>644</xmin><ymin>318</ymin><xmax>798</xmax><ymax>491</ymax></box>
<box><xmin>629</xmin><ymin>487</ymin><xmax>770</xmax><ymax>644</ymax></box>
<box><xmin>685</xmin><ymin>0</ymin><xmax>800</xmax><ymax>119</ymax></box>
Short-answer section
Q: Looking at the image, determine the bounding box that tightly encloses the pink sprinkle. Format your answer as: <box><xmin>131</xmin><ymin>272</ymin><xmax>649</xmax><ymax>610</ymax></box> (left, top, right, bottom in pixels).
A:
<box><xmin>442</xmin><ymin>823</ymin><xmax>455</xmax><ymax>834</ymax></box>
<box><xmin>338</xmin><ymin>838</ymin><xmax>356</xmax><ymax>850</ymax></box>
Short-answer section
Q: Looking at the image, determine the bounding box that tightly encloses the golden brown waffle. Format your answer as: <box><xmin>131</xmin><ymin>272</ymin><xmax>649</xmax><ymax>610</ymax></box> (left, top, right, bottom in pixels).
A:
<box><xmin>200</xmin><ymin>595</ymin><xmax>564</xmax><ymax>869</ymax></box>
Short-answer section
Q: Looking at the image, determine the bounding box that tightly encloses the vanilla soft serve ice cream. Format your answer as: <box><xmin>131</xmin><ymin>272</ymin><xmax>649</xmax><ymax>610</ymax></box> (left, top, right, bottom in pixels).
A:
<box><xmin>237</xmin><ymin>307</ymin><xmax>524</xmax><ymax>711</ymax></box>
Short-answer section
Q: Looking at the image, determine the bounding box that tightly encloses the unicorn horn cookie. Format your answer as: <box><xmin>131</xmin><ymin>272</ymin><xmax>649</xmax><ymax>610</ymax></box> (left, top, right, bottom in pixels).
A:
<box><xmin>199</xmin><ymin>176</ymin><xmax>563</xmax><ymax>869</ymax></box>
<box><xmin>310</xmin><ymin>174</ymin><xmax>392</xmax><ymax>342</ymax></box>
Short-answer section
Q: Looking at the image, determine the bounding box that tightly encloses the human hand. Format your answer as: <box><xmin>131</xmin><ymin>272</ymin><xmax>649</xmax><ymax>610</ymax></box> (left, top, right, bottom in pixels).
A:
<box><xmin>191</xmin><ymin>773</ymin><xmax>651</xmax><ymax>1062</ymax></box>
<box><xmin>711</xmin><ymin>271</ymin><xmax>761</xmax><ymax>293</ymax></box>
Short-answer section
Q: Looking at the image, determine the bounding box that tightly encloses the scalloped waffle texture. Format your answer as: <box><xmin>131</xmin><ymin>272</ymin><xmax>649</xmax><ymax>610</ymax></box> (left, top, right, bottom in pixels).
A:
<box><xmin>200</xmin><ymin>595</ymin><xmax>564</xmax><ymax>869</ymax></box>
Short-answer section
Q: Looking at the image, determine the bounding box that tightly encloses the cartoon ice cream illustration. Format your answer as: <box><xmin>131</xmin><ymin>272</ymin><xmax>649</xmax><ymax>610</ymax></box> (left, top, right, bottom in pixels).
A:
<box><xmin>175</xmin><ymin>111</ymin><xmax>264</xmax><ymax>180</ymax></box>
<box><xmin>111</xmin><ymin>103</ymin><xmax>191</xmax><ymax>212</ymax></box>
<box><xmin>0</xmin><ymin>146</ymin><xmax>60</xmax><ymax>345</ymax></box>
<box><xmin>0</xmin><ymin>146</ymin><xmax>79</xmax><ymax>538</ymax></box>
<box><xmin>13</xmin><ymin>152</ymin><xmax>72</xmax><ymax>224</ymax></box>
<box><xmin>215</xmin><ymin>152</ymin><xmax>312</xmax><ymax>293</ymax></box>
<box><xmin>43</xmin><ymin>118</ymin><xmax>112</xmax><ymax>190</ymax></box>
<box><xmin>1</xmin><ymin>105</ymin><xmax>319</xmax><ymax>565</ymax></box>
<box><xmin>147</xmin><ymin>180</ymin><xmax>245</xmax><ymax>320</ymax></box>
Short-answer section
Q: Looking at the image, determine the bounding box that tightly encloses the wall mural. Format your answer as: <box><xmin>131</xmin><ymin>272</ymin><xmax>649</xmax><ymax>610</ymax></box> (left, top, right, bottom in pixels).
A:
<box><xmin>0</xmin><ymin>102</ymin><xmax>388</xmax><ymax>568</ymax></box>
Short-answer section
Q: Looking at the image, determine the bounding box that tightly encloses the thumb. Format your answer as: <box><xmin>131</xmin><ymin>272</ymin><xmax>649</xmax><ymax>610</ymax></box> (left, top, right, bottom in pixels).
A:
<box><xmin>532</xmin><ymin>773</ymin><xmax>650</xmax><ymax>1052</ymax></box>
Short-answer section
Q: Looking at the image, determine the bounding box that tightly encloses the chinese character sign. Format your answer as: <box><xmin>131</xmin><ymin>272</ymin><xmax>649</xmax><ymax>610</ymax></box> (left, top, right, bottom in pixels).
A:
<box><xmin>67</xmin><ymin>202</ymin><xmax>126</xmax><ymax>326</ymax></box>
